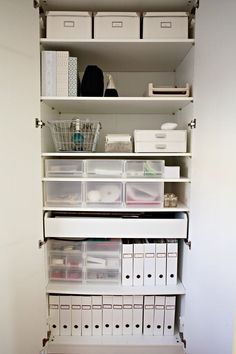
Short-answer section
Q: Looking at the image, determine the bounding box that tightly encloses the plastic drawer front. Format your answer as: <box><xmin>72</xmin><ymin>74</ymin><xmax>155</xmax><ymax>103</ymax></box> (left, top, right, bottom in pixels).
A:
<box><xmin>124</xmin><ymin>160</ymin><xmax>164</xmax><ymax>178</ymax></box>
<box><xmin>85</xmin><ymin>160</ymin><xmax>123</xmax><ymax>177</ymax></box>
<box><xmin>125</xmin><ymin>182</ymin><xmax>164</xmax><ymax>206</ymax></box>
<box><xmin>44</xmin><ymin>181</ymin><xmax>82</xmax><ymax>207</ymax></box>
<box><xmin>45</xmin><ymin>213</ymin><xmax>188</xmax><ymax>239</ymax></box>
<box><xmin>85</xmin><ymin>182</ymin><xmax>123</xmax><ymax>206</ymax></box>
<box><xmin>45</xmin><ymin>159</ymin><xmax>83</xmax><ymax>177</ymax></box>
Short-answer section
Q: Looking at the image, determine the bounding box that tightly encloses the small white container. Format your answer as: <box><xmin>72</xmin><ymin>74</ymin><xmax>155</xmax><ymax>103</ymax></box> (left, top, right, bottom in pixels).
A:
<box><xmin>143</xmin><ymin>12</ymin><xmax>188</xmax><ymax>39</ymax></box>
<box><xmin>85</xmin><ymin>160</ymin><xmax>123</xmax><ymax>177</ymax></box>
<box><xmin>45</xmin><ymin>159</ymin><xmax>83</xmax><ymax>177</ymax></box>
<box><xmin>125</xmin><ymin>160</ymin><xmax>164</xmax><ymax>178</ymax></box>
<box><xmin>44</xmin><ymin>181</ymin><xmax>82</xmax><ymax>207</ymax></box>
<box><xmin>94</xmin><ymin>12</ymin><xmax>140</xmax><ymax>39</ymax></box>
<box><xmin>85</xmin><ymin>182</ymin><xmax>123</xmax><ymax>206</ymax></box>
<box><xmin>164</xmin><ymin>166</ymin><xmax>180</xmax><ymax>179</ymax></box>
<box><xmin>125</xmin><ymin>182</ymin><xmax>164</xmax><ymax>206</ymax></box>
<box><xmin>46</xmin><ymin>11</ymin><xmax>92</xmax><ymax>39</ymax></box>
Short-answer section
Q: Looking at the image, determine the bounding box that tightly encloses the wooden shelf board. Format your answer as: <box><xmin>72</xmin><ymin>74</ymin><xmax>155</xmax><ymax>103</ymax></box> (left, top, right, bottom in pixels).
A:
<box><xmin>41</xmin><ymin>96</ymin><xmax>193</xmax><ymax>114</ymax></box>
<box><xmin>46</xmin><ymin>280</ymin><xmax>185</xmax><ymax>295</ymax></box>
<box><xmin>42</xmin><ymin>152</ymin><xmax>192</xmax><ymax>157</ymax></box>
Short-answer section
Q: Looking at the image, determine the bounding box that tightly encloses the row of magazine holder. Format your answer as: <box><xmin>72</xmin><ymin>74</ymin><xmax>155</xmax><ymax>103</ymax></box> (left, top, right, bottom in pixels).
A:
<box><xmin>48</xmin><ymin>239</ymin><xmax>178</xmax><ymax>286</ymax></box>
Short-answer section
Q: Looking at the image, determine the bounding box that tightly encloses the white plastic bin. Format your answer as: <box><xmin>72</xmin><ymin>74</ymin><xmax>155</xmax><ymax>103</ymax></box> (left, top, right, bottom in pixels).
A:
<box><xmin>45</xmin><ymin>159</ymin><xmax>83</xmax><ymax>177</ymax></box>
<box><xmin>44</xmin><ymin>181</ymin><xmax>82</xmax><ymax>207</ymax></box>
<box><xmin>125</xmin><ymin>182</ymin><xmax>164</xmax><ymax>206</ymax></box>
<box><xmin>46</xmin><ymin>11</ymin><xmax>92</xmax><ymax>39</ymax></box>
<box><xmin>143</xmin><ymin>12</ymin><xmax>188</xmax><ymax>39</ymax></box>
<box><xmin>125</xmin><ymin>160</ymin><xmax>164</xmax><ymax>178</ymax></box>
<box><xmin>85</xmin><ymin>160</ymin><xmax>123</xmax><ymax>177</ymax></box>
<box><xmin>94</xmin><ymin>12</ymin><xmax>140</xmax><ymax>39</ymax></box>
<box><xmin>85</xmin><ymin>182</ymin><xmax>123</xmax><ymax>206</ymax></box>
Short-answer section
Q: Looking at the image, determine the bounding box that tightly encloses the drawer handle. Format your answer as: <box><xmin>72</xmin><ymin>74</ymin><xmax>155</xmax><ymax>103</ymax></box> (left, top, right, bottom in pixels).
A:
<box><xmin>112</xmin><ymin>21</ymin><xmax>123</xmax><ymax>28</ymax></box>
<box><xmin>155</xmin><ymin>133</ymin><xmax>166</xmax><ymax>138</ymax></box>
<box><xmin>155</xmin><ymin>144</ymin><xmax>167</xmax><ymax>150</ymax></box>
<box><xmin>64</xmin><ymin>21</ymin><xmax>75</xmax><ymax>28</ymax></box>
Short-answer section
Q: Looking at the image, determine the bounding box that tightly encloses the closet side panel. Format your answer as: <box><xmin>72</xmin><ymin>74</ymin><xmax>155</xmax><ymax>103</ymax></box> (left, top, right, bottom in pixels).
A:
<box><xmin>0</xmin><ymin>1</ymin><xmax>46</xmax><ymax>354</ymax></box>
<box><xmin>182</xmin><ymin>1</ymin><xmax>236</xmax><ymax>354</ymax></box>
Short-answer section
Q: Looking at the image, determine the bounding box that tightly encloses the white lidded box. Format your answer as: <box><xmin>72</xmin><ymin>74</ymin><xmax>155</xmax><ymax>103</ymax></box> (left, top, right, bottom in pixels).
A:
<box><xmin>46</xmin><ymin>11</ymin><xmax>92</xmax><ymax>39</ymax></box>
<box><xmin>94</xmin><ymin>12</ymin><xmax>140</xmax><ymax>39</ymax></box>
<box><xmin>143</xmin><ymin>12</ymin><xmax>188</xmax><ymax>39</ymax></box>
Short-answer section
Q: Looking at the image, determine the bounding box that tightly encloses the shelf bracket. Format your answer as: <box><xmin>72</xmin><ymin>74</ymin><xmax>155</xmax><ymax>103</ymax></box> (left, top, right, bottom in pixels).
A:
<box><xmin>35</xmin><ymin>118</ymin><xmax>45</xmax><ymax>129</ymax></box>
<box><xmin>179</xmin><ymin>331</ymin><xmax>187</xmax><ymax>349</ymax></box>
<box><xmin>38</xmin><ymin>239</ymin><xmax>46</xmax><ymax>249</ymax></box>
<box><xmin>42</xmin><ymin>330</ymin><xmax>51</xmax><ymax>348</ymax></box>
<box><xmin>188</xmin><ymin>118</ymin><xmax>196</xmax><ymax>129</ymax></box>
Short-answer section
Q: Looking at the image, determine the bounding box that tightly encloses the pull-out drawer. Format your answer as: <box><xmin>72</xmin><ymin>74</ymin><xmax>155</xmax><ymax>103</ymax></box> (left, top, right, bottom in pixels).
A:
<box><xmin>134</xmin><ymin>130</ymin><xmax>186</xmax><ymax>142</ymax></box>
<box><xmin>44</xmin><ymin>213</ymin><xmax>188</xmax><ymax>239</ymax></box>
<box><xmin>134</xmin><ymin>141</ymin><xmax>186</xmax><ymax>153</ymax></box>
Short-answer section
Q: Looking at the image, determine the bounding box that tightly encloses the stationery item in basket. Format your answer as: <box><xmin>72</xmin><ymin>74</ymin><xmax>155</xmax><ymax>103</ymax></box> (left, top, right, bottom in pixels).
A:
<box><xmin>81</xmin><ymin>65</ymin><xmax>104</xmax><ymax>96</ymax></box>
<box><xmin>164</xmin><ymin>193</ymin><xmax>178</xmax><ymax>207</ymax></box>
<box><xmin>146</xmin><ymin>83</ymin><xmax>190</xmax><ymax>97</ymax></box>
<box><xmin>105</xmin><ymin>134</ymin><xmax>133</xmax><ymax>153</ymax></box>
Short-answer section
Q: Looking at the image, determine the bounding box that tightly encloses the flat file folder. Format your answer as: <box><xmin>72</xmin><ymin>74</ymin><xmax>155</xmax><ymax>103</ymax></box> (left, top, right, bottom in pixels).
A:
<box><xmin>82</xmin><ymin>296</ymin><xmax>92</xmax><ymax>336</ymax></box>
<box><xmin>49</xmin><ymin>295</ymin><xmax>60</xmax><ymax>336</ymax></box>
<box><xmin>103</xmin><ymin>295</ymin><xmax>113</xmax><ymax>335</ymax></box>
<box><xmin>154</xmin><ymin>296</ymin><xmax>165</xmax><ymax>336</ymax></box>
<box><xmin>133</xmin><ymin>295</ymin><xmax>143</xmax><ymax>335</ymax></box>
<box><xmin>155</xmin><ymin>240</ymin><xmax>167</xmax><ymax>286</ymax></box>
<box><xmin>122</xmin><ymin>295</ymin><xmax>133</xmax><ymax>335</ymax></box>
<box><xmin>92</xmin><ymin>296</ymin><xmax>103</xmax><ymax>336</ymax></box>
<box><xmin>143</xmin><ymin>296</ymin><xmax>155</xmax><ymax>335</ymax></box>
<box><xmin>164</xmin><ymin>296</ymin><xmax>176</xmax><ymax>335</ymax></box>
<box><xmin>59</xmin><ymin>296</ymin><xmax>71</xmax><ymax>336</ymax></box>
<box><xmin>144</xmin><ymin>240</ymin><xmax>156</xmax><ymax>286</ymax></box>
<box><xmin>133</xmin><ymin>241</ymin><xmax>144</xmax><ymax>286</ymax></box>
<box><xmin>122</xmin><ymin>240</ymin><xmax>133</xmax><ymax>286</ymax></box>
<box><xmin>166</xmin><ymin>239</ymin><xmax>178</xmax><ymax>285</ymax></box>
<box><xmin>71</xmin><ymin>296</ymin><xmax>82</xmax><ymax>336</ymax></box>
<box><xmin>112</xmin><ymin>296</ymin><xmax>123</xmax><ymax>335</ymax></box>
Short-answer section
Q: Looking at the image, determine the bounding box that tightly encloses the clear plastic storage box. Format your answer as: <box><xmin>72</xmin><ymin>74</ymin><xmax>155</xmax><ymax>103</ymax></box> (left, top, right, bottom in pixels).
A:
<box><xmin>45</xmin><ymin>159</ymin><xmax>83</xmax><ymax>177</ymax></box>
<box><xmin>124</xmin><ymin>160</ymin><xmax>164</xmax><ymax>177</ymax></box>
<box><xmin>85</xmin><ymin>182</ymin><xmax>123</xmax><ymax>206</ymax></box>
<box><xmin>85</xmin><ymin>159</ymin><xmax>123</xmax><ymax>177</ymax></box>
<box><xmin>44</xmin><ymin>181</ymin><xmax>82</xmax><ymax>207</ymax></box>
<box><xmin>125</xmin><ymin>182</ymin><xmax>164</xmax><ymax>206</ymax></box>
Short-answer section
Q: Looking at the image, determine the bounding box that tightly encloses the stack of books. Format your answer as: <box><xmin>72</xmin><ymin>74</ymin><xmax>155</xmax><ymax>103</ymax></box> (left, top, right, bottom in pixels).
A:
<box><xmin>41</xmin><ymin>50</ymin><xmax>78</xmax><ymax>97</ymax></box>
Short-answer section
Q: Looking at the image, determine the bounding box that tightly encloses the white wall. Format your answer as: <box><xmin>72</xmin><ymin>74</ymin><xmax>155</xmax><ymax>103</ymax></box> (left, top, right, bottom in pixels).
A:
<box><xmin>184</xmin><ymin>1</ymin><xmax>236</xmax><ymax>353</ymax></box>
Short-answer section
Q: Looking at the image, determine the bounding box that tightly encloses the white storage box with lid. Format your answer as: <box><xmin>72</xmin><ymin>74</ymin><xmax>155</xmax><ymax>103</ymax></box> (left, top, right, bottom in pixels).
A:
<box><xmin>134</xmin><ymin>130</ymin><xmax>187</xmax><ymax>153</ymax></box>
<box><xmin>143</xmin><ymin>12</ymin><xmax>188</xmax><ymax>39</ymax></box>
<box><xmin>125</xmin><ymin>182</ymin><xmax>164</xmax><ymax>206</ymax></box>
<box><xmin>85</xmin><ymin>160</ymin><xmax>123</xmax><ymax>177</ymax></box>
<box><xmin>45</xmin><ymin>159</ymin><xmax>83</xmax><ymax>177</ymax></box>
<box><xmin>46</xmin><ymin>11</ymin><xmax>92</xmax><ymax>39</ymax></box>
<box><xmin>44</xmin><ymin>181</ymin><xmax>82</xmax><ymax>207</ymax></box>
<box><xmin>94</xmin><ymin>12</ymin><xmax>140</xmax><ymax>39</ymax></box>
<box><xmin>125</xmin><ymin>160</ymin><xmax>164</xmax><ymax>178</ymax></box>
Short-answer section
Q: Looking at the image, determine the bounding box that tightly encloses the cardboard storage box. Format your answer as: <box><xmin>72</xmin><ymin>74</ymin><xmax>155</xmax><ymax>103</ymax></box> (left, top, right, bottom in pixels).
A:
<box><xmin>94</xmin><ymin>12</ymin><xmax>140</xmax><ymax>39</ymax></box>
<box><xmin>46</xmin><ymin>11</ymin><xmax>92</xmax><ymax>39</ymax></box>
<box><xmin>143</xmin><ymin>12</ymin><xmax>188</xmax><ymax>39</ymax></box>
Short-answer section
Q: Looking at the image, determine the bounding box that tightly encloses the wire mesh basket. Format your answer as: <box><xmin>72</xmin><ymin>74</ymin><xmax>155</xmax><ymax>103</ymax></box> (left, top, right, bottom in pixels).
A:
<box><xmin>48</xmin><ymin>119</ymin><xmax>101</xmax><ymax>152</ymax></box>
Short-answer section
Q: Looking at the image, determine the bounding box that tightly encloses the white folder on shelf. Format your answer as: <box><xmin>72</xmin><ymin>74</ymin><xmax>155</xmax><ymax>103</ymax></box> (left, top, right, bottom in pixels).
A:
<box><xmin>154</xmin><ymin>296</ymin><xmax>165</xmax><ymax>336</ymax></box>
<box><xmin>41</xmin><ymin>51</ymin><xmax>56</xmax><ymax>96</ymax></box>
<box><xmin>133</xmin><ymin>242</ymin><xmax>144</xmax><ymax>286</ymax></box>
<box><xmin>143</xmin><ymin>295</ymin><xmax>155</xmax><ymax>336</ymax></box>
<box><xmin>103</xmin><ymin>295</ymin><xmax>113</xmax><ymax>335</ymax></box>
<box><xmin>71</xmin><ymin>296</ymin><xmax>82</xmax><ymax>336</ymax></box>
<box><xmin>92</xmin><ymin>296</ymin><xmax>103</xmax><ymax>336</ymax></box>
<box><xmin>164</xmin><ymin>296</ymin><xmax>176</xmax><ymax>336</ymax></box>
<box><xmin>122</xmin><ymin>241</ymin><xmax>133</xmax><ymax>286</ymax></box>
<box><xmin>56</xmin><ymin>51</ymin><xmax>69</xmax><ymax>97</ymax></box>
<box><xmin>112</xmin><ymin>296</ymin><xmax>123</xmax><ymax>336</ymax></box>
<box><xmin>133</xmin><ymin>295</ymin><xmax>143</xmax><ymax>335</ymax></box>
<box><xmin>166</xmin><ymin>239</ymin><xmax>178</xmax><ymax>285</ymax></box>
<box><xmin>144</xmin><ymin>240</ymin><xmax>156</xmax><ymax>286</ymax></box>
<box><xmin>59</xmin><ymin>296</ymin><xmax>71</xmax><ymax>336</ymax></box>
<box><xmin>48</xmin><ymin>295</ymin><xmax>60</xmax><ymax>336</ymax></box>
<box><xmin>81</xmin><ymin>296</ymin><xmax>92</xmax><ymax>336</ymax></box>
<box><xmin>155</xmin><ymin>240</ymin><xmax>167</xmax><ymax>286</ymax></box>
<box><xmin>122</xmin><ymin>295</ymin><xmax>133</xmax><ymax>335</ymax></box>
